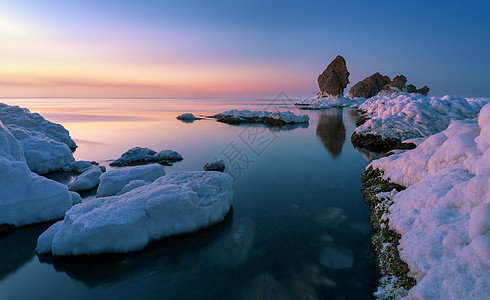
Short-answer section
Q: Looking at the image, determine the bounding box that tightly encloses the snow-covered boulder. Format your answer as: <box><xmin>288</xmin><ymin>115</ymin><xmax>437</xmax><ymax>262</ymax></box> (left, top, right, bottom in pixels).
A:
<box><xmin>62</xmin><ymin>160</ymin><xmax>94</xmax><ymax>172</ymax></box>
<box><xmin>154</xmin><ymin>150</ymin><xmax>183</xmax><ymax>161</ymax></box>
<box><xmin>176</xmin><ymin>113</ymin><xmax>201</xmax><ymax>121</ymax></box>
<box><xmin>36</xmin><ymin>171</ymin><xmax>234</xmax><ymax>255</ymax></box>
<box><xmin>116</xmin><ymin>180</ymin><xmax>151</xmax><ymax>196</ymax></box>
<box><xmin>204</xmin><ymin>159</ymin><xmax>226</xmax><ymax>172</ymax></box>
<box><xmin>96</xmin><ymin>164</ymin><xmax>165</xmax><ymax>197</ymax></box>
<box><xmin>294</xmin><ymin>96</ymin><xmax>364</xmax><ymax>110</ymax></box>
<box><xmin>0</xmin><ymin>121</ymin><xmax>75</xmax><ymax>226</ymax></box>
<box><xmin>68</xmin><ymin>166</ymin><xmax>103</xmax><ymax>192</ymax></box>
<box><xmin>368</xmin><ymin>103</ymin><xmax>490</xmax><ymax>299</ymax></box>
<box><xmin>0</xmin><ymin>103</ymin><xmax>77</xmax><ymax>174</ymax></box>
<box><xmin>109</xmin><ymin>147</ymin><xmax>157</xmax><ymax>166</ymax></box>
<box><xmin>214</xmin><ymin>110</ymin><xmax>309</xmax><ymax>126</ymax></box>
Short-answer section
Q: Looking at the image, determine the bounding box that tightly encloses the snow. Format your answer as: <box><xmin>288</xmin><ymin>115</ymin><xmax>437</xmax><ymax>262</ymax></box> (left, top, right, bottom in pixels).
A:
<box><xmin>62</xmin><ymin>160</ymin><xmax>94</xmax><ymax>172</ymax></box>
<box><xmin>96</xmin><ymin>164</ymin><xmax>165</xmax><ymax>197</ymax></box>
<box><xmin>68</xmin><ymin>166</ymin><xmax>103</xmax><ymax>192</ymax></box>
<box><xmin>294</xmin><ymin>96</ymin><xmax>364</xmax><ymax>109</ymax></box>
<box><xmin>154</xmin><ymin>150</ymin><xmax>183</xmax><ymax>161</ymax></box>
<box><xmin>369</xmin><ymin>103</ymin><xmax>490</xmax><ymax>299</ymax></box>
<box><xmin>116</xmin><ymin>180</ymin><xmax>150</xmax><ymax>196</ymax></box>
<box><xmin>110</xmin><ymin>147</ymin><xmax>157</xmax><ymax>166</ymax></box>
<box><xmin>177</xmin><ymin>113</ymin><xmax>200</xmax><ymax>120</ymax></box>
<box><xmin>0</xmin><ymin>103</ymin><xmax>77</xmax><ymax>174</ymax></box>
<box><xmin>0</xmin><ymin>121</ymin><xmax>75</xmax><ymax>226</ymax></box>
<box><xmin>36</xmin><ymin>171</ymin><xmax>234</xmax><ymax>255</ymax></box>
<box><xmin>355</xmin><ymin>93</ymin><xmax>490</xmax><ymax>141</ymax></box>
<box><xmin>215</xmin><ymin>109</ymin><xmax>309</xmax><ymax>124</ymax></box>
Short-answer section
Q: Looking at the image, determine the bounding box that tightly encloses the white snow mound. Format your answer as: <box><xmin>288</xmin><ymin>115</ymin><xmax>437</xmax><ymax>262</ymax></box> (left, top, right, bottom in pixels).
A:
<box><xmin>96</xmin><ymin>164</ymin><xmax>165</xmax><ymax>197</ymax></box>
<box><xmin>68</xmin><ymin>166</ymin><xmax>103</xmax><ymax>192</ymax></box>
<box><xmin>369</xmin><ymin>103</ymin><xmax>490</xmax><ymax>299</ymax></box>
<box><xmin>36</xmin><ymin>171</ymin><xmax>234</xmax><ymax>255</ymax></box>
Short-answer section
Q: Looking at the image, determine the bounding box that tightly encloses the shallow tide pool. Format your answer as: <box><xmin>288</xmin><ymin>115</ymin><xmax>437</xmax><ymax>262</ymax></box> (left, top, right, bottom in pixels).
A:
<box><xmin>0</xmin><ymin>98</ymin><xmax>379</xmax><ymax>299</ymax></box>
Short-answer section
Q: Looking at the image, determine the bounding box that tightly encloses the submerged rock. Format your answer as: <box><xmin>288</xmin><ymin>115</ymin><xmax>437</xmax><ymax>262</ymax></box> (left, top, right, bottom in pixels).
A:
<box><xmin>36</xmin><ymin>171</ymin><xmax>234</xmax><ymax>256</ymax></box>
<box><xmin>317</xmin><ymin>55</ymin><xmax>350</xmax><ymax>97</ymax></box>
<box><xmin>348</xmin><ymin>72</ymin><xmax>391</xmax><ymax>98</ymax></box>
<box><xmin>204</xmin><ymin>159</ymin><xmax>226</xmax><ymax>172</ymax></box>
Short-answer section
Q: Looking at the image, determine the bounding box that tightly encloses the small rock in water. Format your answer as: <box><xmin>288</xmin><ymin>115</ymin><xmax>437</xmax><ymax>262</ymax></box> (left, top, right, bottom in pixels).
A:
<box><xmin>109</xmin><ymin>147</ymin><xmax>157</xmax><ymax>166</ymax></box>
<box><xmin>318</xmin><ymin>245</ymin><xmax>354</xmax><ymax>269</ymax></box>
<box><xmin>154</xmin><ymin>150</ymin><xmax>183</xmax><ymax>161</ymax></box>
<box><xmin>176</xmin><ymin>113</ymin><xmax>201</xmax><ymax>121</ymax></box>
<box><xmin>204</xmin><ymin>159</ymin><xmax>226</xmax><ymax>172</ymax></box>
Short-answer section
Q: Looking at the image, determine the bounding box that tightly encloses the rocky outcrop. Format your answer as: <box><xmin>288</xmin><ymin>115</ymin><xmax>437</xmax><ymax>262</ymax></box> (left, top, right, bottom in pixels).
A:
<box><xmin>417</xmin><ymin>86</ymin><xmax>430</xmax><ymax>95</ymax></box>
<box><xmin>388</xmin><ymin>75</ymin><xmax>407</xmax><ymax>90</ymax></box>
<box><xmin>406</xmin><ymin>84</ymin><xmax>417</xmax><ymax>93</ymax></box>
<box><xmin>317</xmin><ymin>55</ymin><xmax>350</xmax><ymax>97</ymax></box>
<box><xmin>349</xmin><ymin>73</ymin><xmax>391</xmax><ymax>98</ymax></box>
<box><xmin>204</xmin><ymin>159</ymin><xmax>226</xmax><ymax>172</ymax></box>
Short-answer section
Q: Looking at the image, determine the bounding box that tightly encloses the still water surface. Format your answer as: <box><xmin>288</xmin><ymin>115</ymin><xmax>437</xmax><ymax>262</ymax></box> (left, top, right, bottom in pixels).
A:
<box><xmin>0</xmin><ymin>98</ymin><xmax>379</xmax><ymax>299</ymax></box>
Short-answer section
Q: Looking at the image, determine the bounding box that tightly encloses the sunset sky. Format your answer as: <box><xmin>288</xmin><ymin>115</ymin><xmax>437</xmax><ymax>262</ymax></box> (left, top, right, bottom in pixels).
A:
<box><xmin>1</xmin><ymin>0</ymin><xmax>489</xmax><ymax>98</ymax></box>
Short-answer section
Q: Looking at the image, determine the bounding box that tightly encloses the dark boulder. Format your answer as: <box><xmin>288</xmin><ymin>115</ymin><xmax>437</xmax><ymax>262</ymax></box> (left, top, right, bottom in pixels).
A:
<box><xmin>389</xmin><ymin>75</ymin><xmax>408</xmax><ymax>90</ymax></box>
<box><xmin>406</xmin><ymin>84</ymin><xmax>417</xmax><ymax>93</ymax></box>
<box><xmin>349</xmin><ymin>73</ymin><xmax>391</xmax><ymax>98</ymax></box>
<box><xmin>417</xmin><ymin>86</ymin><xmax>430</xmax><ymax>95</ymax></box>
<box><xmin>317</xmin><ymin>55</ymin><xmax>350</xmax><ymax>97</ymax></box>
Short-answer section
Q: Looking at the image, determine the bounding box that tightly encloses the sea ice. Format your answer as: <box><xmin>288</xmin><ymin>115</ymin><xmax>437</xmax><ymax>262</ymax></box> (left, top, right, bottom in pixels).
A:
<box><xmin>0</xmin><ymin>121</ymin><xmax>75</xmax><ymax>226</ymax></box>
<box><xmin>368</xmin><ymin>103</ymin><xmax>490</xmax><ymax>299</ymax></box>
<box><xmin>36</xmin><ymin>171</ymin><xmax>234</xmax><ymax>255</ymax></box>
<box><xmin>68</xmin><ymin>166</ymin><xmax>103</xmax><ymax>192</ymax></box>
<box><xmin>116</xmin><ymin>180</ymin><xmax>151</xmax><ymax>196</ymax></box>
<box><xmin>62</xmin><ymin>160</ymin><xmax>94</xmax><ymax>173</ymax></box>
<box><xmin>96</xmin><ymin>164</ymin><xmax>165</xmax><ymax>197</ymax></box>
<box><xmin>0</xmin><ymin>103</ymin><xmax>77</xmax><ymax>174</ymax></box>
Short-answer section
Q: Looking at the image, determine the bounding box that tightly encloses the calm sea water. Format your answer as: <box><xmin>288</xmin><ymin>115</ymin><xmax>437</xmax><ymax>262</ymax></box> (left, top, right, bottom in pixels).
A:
<box><xmin>0</xmin><ymin>98</ymin><xmax>379</xmax><ymax>300</ymax></box>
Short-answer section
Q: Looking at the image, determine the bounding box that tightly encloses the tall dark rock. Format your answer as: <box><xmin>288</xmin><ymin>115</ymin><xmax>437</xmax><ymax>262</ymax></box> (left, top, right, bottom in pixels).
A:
<box><xmin>317</xmin><ymin>55</ymin><xmax>350</xmax><ymax>97</ymax></box>
<box><xmin>348</xmin><ymin>73</ymin><xmax>391</xmax><ymax>98</ymax></box>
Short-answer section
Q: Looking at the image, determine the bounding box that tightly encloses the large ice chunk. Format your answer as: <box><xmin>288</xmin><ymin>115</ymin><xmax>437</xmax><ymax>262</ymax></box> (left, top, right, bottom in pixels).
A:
<box><xmin>36</xmin><ymin>171</ymin><xmax>234</xmax><ymax>255</ymax></box>
<box><xmin>96</xmin><ymin>164</ymin><xmax>165</xmax><ymax>197</ymax></box>
<box><xmin>68</xmin><ymin>166</ymin><xmax>103</xmax><ymax>192</ymax></box>
<box><xmin>0</xmin><ymin>103</ymin><xmax>77</xmax><ymax>174</ymax></box>
<box><xmin>0</xmin><ymin>121</ymin><xmax>74</xmax><ymax>226</ymax></box>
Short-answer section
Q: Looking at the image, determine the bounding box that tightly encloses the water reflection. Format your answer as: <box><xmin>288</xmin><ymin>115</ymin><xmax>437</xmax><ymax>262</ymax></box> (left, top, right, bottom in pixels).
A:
<box><xmin>316</xmin><ymin>109</ymin><xmax>346</xmax><ymax>158</ymax></box>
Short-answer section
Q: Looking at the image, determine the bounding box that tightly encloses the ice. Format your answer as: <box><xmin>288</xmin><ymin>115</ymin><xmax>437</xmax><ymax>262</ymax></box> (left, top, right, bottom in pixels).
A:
<box><xmin>154</xmin><ymin>150</ymin><xmax>183</xmax><ymax>161</ymax></box>
<box><xmin>355</xmin><ymin>93</ymin><xmax>489</xmax><ymax>141</ymax></box>
<box><xmin>368</xmin><ymin>103</ymin><xmax>490</xmax><ymax>299</ymax></box>
<box><xmin>62</xmin><ymin>160</ymin><xmax>94</xmax><ymax>172</ymax></box>
<box><xmin>36</xmin><ymin>171</ymin><xmax>234</xmax><ymax>255</ymax></box>
<box><xmin>214</xmin><ymin>109</ymin><xmax>309</xmax><ymax>124</ymax></box>
<box><xmin>0</xmin><ymin>121</ymin><xmax>75</xmax><ymax>226</ymax></box>
<box><xmin>295</xmin><ymin>96</ymin><xmax>364</xmax><ymax>109</ymax></box>
<box><xmin>0</xmin><ymin>103</ymin><xmax>77</xmax><ymax>174</ymax></box>
<box><xmin>116</xmin><ymin>180</ymin><xmax>151</xmax><ymax>196</ymax></box>
<box><xmin>96</xmin><ymin>164</ymin><xmax>165</xmax><ymax>197</ymax></box>
<box><xmin>109</xmin><ymin>147</ymin><xmax>157</xmax><ymax>166</ymax></box>
<box><xmin>176</xmin><ymin>113</ymin><xmax>201</xmax><ymax>120</ymax></box>
<box><xmin>68</xmin><ymin>166</ymin><xmax>103</xmax><ymax>192</ymax></box>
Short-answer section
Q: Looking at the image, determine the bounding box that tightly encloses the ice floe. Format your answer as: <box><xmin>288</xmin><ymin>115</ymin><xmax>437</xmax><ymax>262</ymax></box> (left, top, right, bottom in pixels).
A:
<box><xmin>368</xmin><ymin>103</ymin><xmax>490</xmax><ymax>299</ymax></box>
<box><xmin>214</xmin><ymin>109</ymin><xmax>309</xmax><ymax>125</ymax></box>
<box><xmin>96</xmin><ymin>164</ymin><xmax>165</xmax><ymax>197</ymax></box>
<box><xmin>355</xmin><ymin>93</ymin><xmax>490</xmax><ymax>142</ymax></box>
<box><xmin>36</xmin><ymin>171</ymin><xmax>234</xmax><ymax>255</ymax></box>
<box><xmin>0</xmin><ymin>121</ymin><xmax>75</xmax><ymax>226</ymax></box>
<box><xmin>0</xmin><ymin>103</ymin><xmax>77</xmax><ymax>174</ymax></box>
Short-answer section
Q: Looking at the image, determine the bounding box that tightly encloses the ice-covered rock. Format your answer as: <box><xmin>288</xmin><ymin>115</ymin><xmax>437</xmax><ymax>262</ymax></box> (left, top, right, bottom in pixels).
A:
<box><xmin>214</xmin><ymin>110</ymin><xmax>309</xmax><ymax>126</ymax></box>
<box><xmin>109</xmin><ymin>147</ymin><xmax>157</xmax><ymax>166</ymax></box>
<box><xmin>36</xmin><ymin>171</ymin><xmax>234</xmax><ymax>255</ymax></box>
<box><xmin>68</xmin><ymin>166</ymin><xmax>103</xmax><ymax>192</ymax></box>
<box><xmin>355</xmin><ymin>93</ymin><xmax>490</xmax><ymax>142</ymax></box>
<box><xmin>96</xmin><ymin>164</ymin><xmax>165</xmax><ymax>197</ymax></box>
<box><xmin>176</xmin><ymin>113</ymin><xmax>201</xmax><ymax>121</ymax></box>
<box><xmin>154</xmin><ymin>150</ymin><xmax>183</xmax><ymax>161</ymax></box>
<box><xmin>116</xmin><ymin>180</ymin><xmax>151</xmax><ymax>196</ymax></box>
<box><xmin>62</xmin><ymin>160</ymin><xmax>94</xmax><ymax>172</ymax></box>
<box><xmin>204</xmin><ymin>159</ymin><xmax>226</xmax><ymax>172</ymax></box>
<box><xmin>0</xmin><ymin>103</ymin><xmax>77</xmax><ymax>174</ymax></box>
<box><xmin>294</xmin><ymin>96</ymin><xmax>364</xmax><ymax>110</ymax></box>
<box><xmin>0</xmin><ymin>121</ymin><xmax>75</xmax><ymax>226</ymax></box>
<box><xmin>368</xmin><ymin>103</ymin><xmax>490</xmax><ymax>299</ymax></box>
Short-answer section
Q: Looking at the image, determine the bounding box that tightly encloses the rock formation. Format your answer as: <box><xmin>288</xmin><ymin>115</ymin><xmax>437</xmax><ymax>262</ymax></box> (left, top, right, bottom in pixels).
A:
<box><xmin>417</xmin><ymin>86</ymin><xmax>430</xmax><ymax>95</ymax></box>
<box><xmin>317</xmin><ymin>55</ymin><xmax>350</xmax><ymax>97</ymax></box>
<box><xmin>348</xmin><ymin>73</ymin><xmax>391</xmax><ymax>98</ymax></box>
<box><xmin>406</xmin><ymin>84</ymin><xmax>417</xmax><ymax>93</ymax></box>
<box><xmin>388</xmin><ymin>75</ymin><xmax>407</xmax><ymax>90</ymax></box>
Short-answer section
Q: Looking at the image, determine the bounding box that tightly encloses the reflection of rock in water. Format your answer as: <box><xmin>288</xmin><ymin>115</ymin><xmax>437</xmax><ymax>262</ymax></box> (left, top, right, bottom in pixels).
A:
<box><xmin>354</xmin><ymin>146</ymin><xmax>385</xmax><ymax>162</ymax></box>
<box><xmin>0</xmin><ymin>224</ymin><xmax>51</xmax><ymax>281</ymax></box>
<box><xmin>205</xmin><ymin>217</ymin><xmax>255</xmax><ymax>268</ymax></box>
<box><xmin>318</xmin><ymin>245</ymin><xmax>354</xmax><ymax>269</ymax></box>
<box><xmin>316</xmin><ymin>108</ymin><xmax>346</xmax><ymax>158</ymax></box>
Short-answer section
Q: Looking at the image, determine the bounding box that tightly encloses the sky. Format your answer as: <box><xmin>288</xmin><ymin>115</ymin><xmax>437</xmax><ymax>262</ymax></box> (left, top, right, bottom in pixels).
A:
<box><xmin>0</xmin><ymin>0</ymin><xmax>489</xmax><ymax>98</ymax></box>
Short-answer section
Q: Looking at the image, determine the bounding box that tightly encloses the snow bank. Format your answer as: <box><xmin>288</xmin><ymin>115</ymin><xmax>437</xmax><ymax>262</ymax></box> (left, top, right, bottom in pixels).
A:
<box><xmin>214</xmin><ymin>109</ymin><xmax>309</xmax><ymax>124</ymax></box>
<box><xmin>68</xmin><ymin>166</ymin><xmax>103</xmax><ymax>192</ymax></box>
<box><xmin>356</xmin><ymin>94</ymin><xmax>489</xmax><ymax>141</ymax></box>
<box><xmin>96</xmin><ymin>164</ymin><xmax>165</xmax><ymax>197</ymax></box>
<box><xmin>369</xmin><ymin>103</ymin><xmax>490</xmax><ymax>299</ymax></box>
<box><xmin>36</xmin><ymin>171</ymin><xmax>234</xmax><ymax>255</ymax></box>
<box><xmin>0</xmin><ymin>121</ymin><xmax>75</xmax><ymax>226</ymax></box>
<box><xmin>0</xmin><ymin>103</ymin><xmax>77</xmax><ymax>174</ymax></box>
<box><xmin>294</xmin><ymin>96</ymin><xmax>364</xmax><ymax>109</ymax></box>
